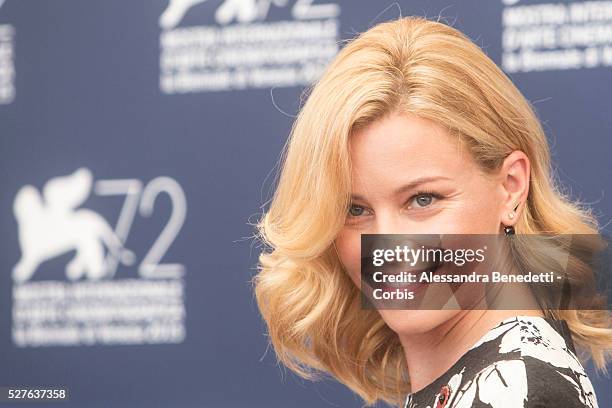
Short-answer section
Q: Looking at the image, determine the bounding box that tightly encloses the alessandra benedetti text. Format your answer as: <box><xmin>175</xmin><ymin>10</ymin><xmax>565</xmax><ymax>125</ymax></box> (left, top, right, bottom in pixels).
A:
<box><xmin>372</xmin><ymin>270</ymin><xmax>557</xmax><ymax>284</ymax></box>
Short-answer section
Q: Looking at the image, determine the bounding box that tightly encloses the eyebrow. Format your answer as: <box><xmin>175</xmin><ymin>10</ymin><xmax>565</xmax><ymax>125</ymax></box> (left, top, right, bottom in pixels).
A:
<box><xmin>350</xmin><ymin>176</ymin><xmax>452</xmax><ymax>201</ymax></box>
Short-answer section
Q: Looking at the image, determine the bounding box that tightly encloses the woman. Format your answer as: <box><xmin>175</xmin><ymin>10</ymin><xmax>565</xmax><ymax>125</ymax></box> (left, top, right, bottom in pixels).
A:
<box><xmin>252</xmin><ymin>16</ymin><xmax>612</xmax><ymax>407</ymax></box>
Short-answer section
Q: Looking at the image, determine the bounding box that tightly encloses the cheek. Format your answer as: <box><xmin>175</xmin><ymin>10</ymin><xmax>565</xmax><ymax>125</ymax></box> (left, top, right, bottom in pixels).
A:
<box><xmin>458</xmin><ymin>189</ymin><xmax>502</xmax><ymax>232</ymax></box>
<box><xmin>334</xmin><ymin>230</ymin><xmax>362</xmax><ymax>286</ymax></box>
<box><xmin>439</xmin><ymin>185</ymin><xmax>503</xmax><ymax>234</ymax></box>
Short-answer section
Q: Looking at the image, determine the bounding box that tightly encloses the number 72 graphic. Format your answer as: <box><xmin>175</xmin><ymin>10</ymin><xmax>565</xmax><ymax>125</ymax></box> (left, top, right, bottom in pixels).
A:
<box><xmin>95</xmin><ymin>176</ymin><xmax>187</xmax><ymax>279</ymax></box>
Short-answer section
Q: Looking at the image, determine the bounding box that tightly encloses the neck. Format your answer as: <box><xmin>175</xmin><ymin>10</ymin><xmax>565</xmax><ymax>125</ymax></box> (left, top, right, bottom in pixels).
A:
<box><xmin>399</xmin><ymin>309</ymin><xmax>545</xmax><ymax>393</ymax></box>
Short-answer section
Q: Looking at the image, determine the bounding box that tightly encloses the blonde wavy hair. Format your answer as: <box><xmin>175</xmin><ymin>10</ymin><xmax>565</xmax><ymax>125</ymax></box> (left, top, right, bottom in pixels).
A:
<box><xmin>252</xmin><ymin>16</ymin><xmax>612</xmax><ymax>406</ymax></box>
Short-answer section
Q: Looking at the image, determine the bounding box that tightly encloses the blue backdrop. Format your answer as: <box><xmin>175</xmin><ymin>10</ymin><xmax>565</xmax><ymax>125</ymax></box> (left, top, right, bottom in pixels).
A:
<box><xmin>1</xmin><ymin>0</ymin><xmax>610</xmax><ymax>407</ymax></box>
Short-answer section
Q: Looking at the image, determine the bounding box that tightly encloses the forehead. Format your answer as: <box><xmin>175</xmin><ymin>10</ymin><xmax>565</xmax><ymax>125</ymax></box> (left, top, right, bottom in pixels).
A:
<box><xmin>348</xmin><ymin>112</ymin><xmax>478</xmax><ymax>195</ymax></box>
<box><xmin>349</xmin><ymin>112</ymin><xmax>469</xmax><ymax>176</ymax></box>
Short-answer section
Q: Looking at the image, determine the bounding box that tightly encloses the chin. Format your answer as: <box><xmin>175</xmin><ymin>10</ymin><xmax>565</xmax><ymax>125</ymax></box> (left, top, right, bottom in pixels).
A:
<box><xmin>378</xmin><ymin>309</ymin><xmax>463</xmax><ymax>336</ymax></box>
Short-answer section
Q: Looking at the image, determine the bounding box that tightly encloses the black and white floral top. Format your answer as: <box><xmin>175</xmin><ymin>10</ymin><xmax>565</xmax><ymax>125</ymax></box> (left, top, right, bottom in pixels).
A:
<box><xmin>403</xmin><ymin>315</ymin><xmax>599</xmax><ymax>408</ymax></box>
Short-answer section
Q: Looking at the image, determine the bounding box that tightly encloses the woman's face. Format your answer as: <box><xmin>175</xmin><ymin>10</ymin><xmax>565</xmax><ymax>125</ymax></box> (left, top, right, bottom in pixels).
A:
<box><xmin>334</xmin><ymin>111</ymin><xmax>528</xmax><ymax>335</ymax></box>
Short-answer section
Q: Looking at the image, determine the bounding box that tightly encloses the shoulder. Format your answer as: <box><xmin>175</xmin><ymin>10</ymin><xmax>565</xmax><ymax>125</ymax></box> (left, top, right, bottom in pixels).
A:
<box><xmin>446</xmin><ymin>316</ymin><xmax>599</xmax><ymax>408</ymax></box>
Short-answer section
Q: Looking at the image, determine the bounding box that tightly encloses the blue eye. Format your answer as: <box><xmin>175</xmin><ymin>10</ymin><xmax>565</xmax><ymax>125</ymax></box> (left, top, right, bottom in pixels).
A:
<box><xmin>348</xmin><ymin>204</ymin><xmax>366</xmax><ymax>217</ymax></box>
<box><xmin>415</xmin><ymin>194</ymin><xmax>433</xmax><ymax>207</ymax></box>
<box><xmin>409</xmin><ymin>192</ymin><xmax>441</xmax><ymax>209</ymax></box>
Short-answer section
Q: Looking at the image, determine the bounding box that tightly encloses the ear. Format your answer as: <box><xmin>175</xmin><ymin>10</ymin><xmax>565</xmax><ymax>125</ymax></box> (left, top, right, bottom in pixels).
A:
<box><xmin>498</xmin><ymin>150</ymin><xmax>530</xmax><ymax>226</ymax></box>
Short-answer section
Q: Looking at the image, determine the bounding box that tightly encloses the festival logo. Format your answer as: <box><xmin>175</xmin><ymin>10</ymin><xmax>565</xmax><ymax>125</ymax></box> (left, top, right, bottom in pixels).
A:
<box><xmin>11</xmin><ymin>168</ymin><xmax>187</xmax><ymax>347</ymax></box>
<box><xmin>158</xmin><ymin>0</ymin><xmax>342</xmax><ymax>93</ymax></box>
<box><xmin>501</xmin><ymin>0</ymin><xmax>612</xmax><ymax>73</ymax></box>
<box><xmin>0</xmin><ymin>0</ymin><xmax>15</xmax><ymax>104</ymax></box>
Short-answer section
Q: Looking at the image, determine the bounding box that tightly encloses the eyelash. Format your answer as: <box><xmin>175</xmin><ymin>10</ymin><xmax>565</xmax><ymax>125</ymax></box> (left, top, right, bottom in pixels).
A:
<box><xmin>347</xmin><ymin>190</ymin><xmax>443</xmax><ymax>218</ymax></box>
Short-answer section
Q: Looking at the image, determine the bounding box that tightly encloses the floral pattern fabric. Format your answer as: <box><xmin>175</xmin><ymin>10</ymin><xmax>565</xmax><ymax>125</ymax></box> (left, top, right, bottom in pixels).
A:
<box><xmin>404</xmin><ymin>315</ymin><xmax>599</xmax><ymax>408</ymax></box>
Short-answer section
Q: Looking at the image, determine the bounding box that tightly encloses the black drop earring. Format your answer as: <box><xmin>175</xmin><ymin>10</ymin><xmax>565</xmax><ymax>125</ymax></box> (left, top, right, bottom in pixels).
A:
<box><xmin>504</xmin><ymin>225</ymin><xmax>515</xmax><ymax>236</ymax></box>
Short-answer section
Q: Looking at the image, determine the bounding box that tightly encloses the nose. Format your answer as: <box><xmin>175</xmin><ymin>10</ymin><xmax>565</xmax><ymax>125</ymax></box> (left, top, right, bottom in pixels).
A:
<box><xmin>372</xmin><ymin>210</ymin><xmax>406</xmax><ymax>236</ymax></box>
<box><xmin>368</xmin><ymin>209</ymin><xmax>439</xmax><ymax>250</ymax></box>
